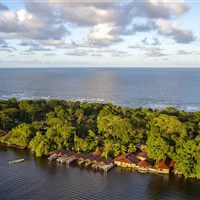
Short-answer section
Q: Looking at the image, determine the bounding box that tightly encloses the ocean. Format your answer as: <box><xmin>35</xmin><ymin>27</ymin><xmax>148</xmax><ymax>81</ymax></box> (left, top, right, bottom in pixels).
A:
<box><xmin>1</xmin><ymin>68</ymin><xmax>200</xmax><ymax>111</ymax></box>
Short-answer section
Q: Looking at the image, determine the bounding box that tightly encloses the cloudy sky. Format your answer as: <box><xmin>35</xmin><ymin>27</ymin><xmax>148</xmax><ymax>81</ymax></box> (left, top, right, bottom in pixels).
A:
<box><xmin>0</xmin><ymin>0</ymin><xmax>199</xmax><ymax>67</ymax></box>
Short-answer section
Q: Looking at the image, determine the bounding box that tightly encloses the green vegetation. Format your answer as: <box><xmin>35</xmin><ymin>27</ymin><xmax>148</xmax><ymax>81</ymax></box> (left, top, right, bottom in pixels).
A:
<box><xmin>1</xmin><ymin>98</ymin><xmax>200</xmax><ymax>178</ymax></box>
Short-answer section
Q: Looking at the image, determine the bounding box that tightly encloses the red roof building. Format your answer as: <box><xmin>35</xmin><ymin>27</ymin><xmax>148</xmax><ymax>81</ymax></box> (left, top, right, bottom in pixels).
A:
<box><xmin>157</xmin><ymin>158</ymin><xmax>175</xmax><ymax>174</ymax></box>
<box><xmin>114</xmin><ymin>152</ymin><xmax>140</xmax><ymax>168</ymax></box>
<box><xmin>158</xmin><ymin>158</ymin><xmax>175</xmax><ymax>169</ymax></box>
<box><xmin>49</xmin><ymin>149</ymin><xmax>77</xmax><ymax>157</ymax></box>
<box><xmin>137</xmin><ymin>160</ymin><xmax>151</xmax><ymax>168</ymax></box>
<box><xmin>136</xmin><ymin>152</ymin><xmax>150</xmax><ymax>161</ymax></box>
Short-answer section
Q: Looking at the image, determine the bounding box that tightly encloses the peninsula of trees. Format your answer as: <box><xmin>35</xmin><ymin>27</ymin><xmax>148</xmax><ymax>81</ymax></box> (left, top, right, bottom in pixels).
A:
<box><xmin>1</xmin><ymin>98</ymin><xmax>200</xmax><ymax>179</ymax></box>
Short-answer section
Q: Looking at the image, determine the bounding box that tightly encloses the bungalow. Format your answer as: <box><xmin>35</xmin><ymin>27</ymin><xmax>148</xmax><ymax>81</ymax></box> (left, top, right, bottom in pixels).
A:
<box><xmin>49</xmin><ymin>149</ymin><xmax>77</xmax><ymax>157</ymax></box>
<box><xmin>49</xmin><ymin>149</ymin><xmax>77</xmax><ymax>162</ymax></box>
<box><xmin>91</xmin><ymin>157</ymin><xmax>104</xmax><ymax>169</ymax></box>
<box><xmin>84</xmin><ymin>155</ymin><xmax>96</xmax><ymax>167</ymax></box>
<box><xmin>157</xmin><ymin>158</ymin><xmax>175</xmax><ymax>174</ymax></box>
<box><xmin>49</xmin><ymin>149</ymin><xmax>65</xmax><ymax>156</ymax></box>
<box><xmin>98</xmin><ymin>158</ymin><xmax>113</xmax><ymax>166</ymax></box>
<box><xmin>65</xmin><ymin>150</ymin><xmax>77</xmax><ymax>158</ymax></box>
<box><xmin>75</xmin><ymin>153</ymin><xmax>89</xmax><ymax>165</ymax></box>
<box><xmin>95</xmin><ymin>157</ymin><xmax>114</xmax><ymax>172</ymax></box>
<box><xmin>137</xmin><ymin>160</ymin><xmax>152</xmax><ymax>172</ymax></box>
<box><xmin>74</xmin><ymin>154</ymin><xmax>114</xmax><ymax>172</ymax></box>
<box><xmin>136</xmin><ymin>151</ymin><xmax>150</xmax><ymax>161</ymax></box>
<box><xmin>114</xmin><ymin>152</ymin><xmax>140</xmax><ymax>168</ymax></box>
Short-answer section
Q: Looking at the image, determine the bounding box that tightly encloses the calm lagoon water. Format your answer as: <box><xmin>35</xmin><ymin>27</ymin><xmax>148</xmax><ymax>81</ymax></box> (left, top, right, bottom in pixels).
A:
<box><xmin>0</xmin><ymin>145</ymin><xmax>200</xmax><ymax>200</ymax></box>
<box><xmin>1</xmin><ymin>68</ymin><xmax>200</xmax><ymax>199</ymax></box>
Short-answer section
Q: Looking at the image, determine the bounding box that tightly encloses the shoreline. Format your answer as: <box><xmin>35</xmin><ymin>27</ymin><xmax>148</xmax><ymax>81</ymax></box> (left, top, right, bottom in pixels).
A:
<box><xmin>1</xmin><ymin>143</ymin><xmax>181</xmax><ymax>177</ymax></box>
<box><xmin>0</xmin><ymin>99</ymin><xmax>199</xmax><ymax>179</ymax></box>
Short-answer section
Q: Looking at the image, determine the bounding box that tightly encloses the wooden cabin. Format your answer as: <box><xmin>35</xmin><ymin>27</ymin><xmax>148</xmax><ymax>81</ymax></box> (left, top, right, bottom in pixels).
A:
<box><xmin>84</xmin><ymin>155</ymin><xmax>96</xmax><ymax>166</ymax></box>
<box><xmin>157</xmin><ymin>158</ymin><xmax>175</xmax><ymax>174</ymax></box>
<box><xmin>75</xmin><ymin>153</ymin><xmax>89</xmax><ymax>164</ymax></box>
<box><xmin>114</xmin><ymin>153</ymin><xmax>140</xmax><ymax>168</ymax></box>
<box><xmin>137</xmin><ymin>160</ymin><xmax>152</xmax><ymax>172</ymax></box>
<box><xmin>96</xmin><ymin>157</ymin><xmax>114</xmax><ymax>171</ymax></box>
<box><xmin>49</xmin><ymin>149</ymin><xmax>77</xmax><ymax>157</ymax></box>
<box><xmin>136</xmin><ymin>152</ymin><xmax>149</xmax><ymax>161</ymax></box>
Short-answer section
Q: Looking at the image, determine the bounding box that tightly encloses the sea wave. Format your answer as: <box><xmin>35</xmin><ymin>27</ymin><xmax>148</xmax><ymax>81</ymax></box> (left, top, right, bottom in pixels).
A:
<box><xmin>74</xmin><ymin>97</ymin><xmax>115</xmax><ymax>104</ymax></box>
<box><xmin>1</xmin><ymin>94</ymin><xmax>51</xmax><ymax>100</ymax></box>
<box><xmin>1</xmin><ymin>94</ymin><xmax>114</xmax><ymax>104</ymax></box>
<box><xmin>142</xmin><ymin>103</ymin><xmax>200</xmax><ymax>112</ymax></box>
<box><xmin>1</xmin><ymin>94</ymin><xmax>200</xmax><ymax>112</ymax></box>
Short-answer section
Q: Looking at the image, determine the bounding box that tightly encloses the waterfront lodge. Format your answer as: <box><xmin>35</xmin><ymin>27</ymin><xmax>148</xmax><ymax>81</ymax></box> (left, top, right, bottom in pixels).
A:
<box><xmin>48</xmin><ymin>148</ymin><xmax>175</xmax><ymax>175</ymax></box>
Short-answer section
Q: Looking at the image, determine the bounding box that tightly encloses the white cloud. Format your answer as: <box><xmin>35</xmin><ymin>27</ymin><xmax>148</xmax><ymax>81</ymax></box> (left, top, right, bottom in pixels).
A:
<box><xmin>17</xmin><ymin>9</ymin><xmax>44</xmax><ymax>29</ymax></box>
<box><xmin>0</xmin><ymin>7</ymin><xmax>69</xmax><ymax>41</ymax></box>
<box><xmin>19</xmin><ymin>41</ymin><xmax>40</xmax><ymax>47</ymax></box>
<box><xmin>0</xmin><ymin>0</ymin><xmax>197</xmax><ymax>67</ymax></box>
<box><xmin>154</xmin><ymin>19</ymin><xmax>195</xmax><ymax>43</ymax></box>
<box><xmin>65</xmin><ymin>49</ymin><xmax>88</xmax><ymax>56</ymax></box>
<box><xmin>41</xmin><ymin>39</ymin><xmax>65</xmax><ymax>46</ymax></box>
<box><xmin>177</xmin><ymin>50</ymin><xmax>193</xmax><ymax>55</ymax></box>
<box><xmin>0</xmin><ymin>39</ymin><xmax>8</xmax><ymax>48</ymax></box>
<box><xmin>48</xmin><ymin>1</ymin><xmax>124</xmax><ymax>27</ymax></box>
<box><xmin>134</xmin><ymin>0</ymin><xmax>190</xmax><ymax>19</ymax></box>
<box><xmin>25</xmin><ymin>46</ymin><xmax>53</xmax><ymax>52</ymax></box>
<box><xmin>167</xmin><ymin>1</ymin><xmax>190</xmax><ymax>15</ymax></box>
<box><xmin>0</xmin><ymin>11</ymin><xmax>21</xmax><ymax>33</ymax></box>
<box><xmin>83</xmin><ymin>23</ymin><xmax>123</xmax><ymax>47</ymax></box>
<box><xmin>145</xmin><ymin>47</ymin><xmax>167</xmax><ymax>57</ymax></box>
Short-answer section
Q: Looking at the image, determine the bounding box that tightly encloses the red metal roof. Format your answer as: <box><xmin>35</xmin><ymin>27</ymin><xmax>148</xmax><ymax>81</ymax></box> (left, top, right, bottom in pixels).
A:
<box><xmin>114</xmin><ymin>157</ymin><xmax>134</xmax><ymax>165</ymax></box>
<box><xmin>136</xmin><ymin>152</ymin><xmax>149</xmax><ymax>159</ymax></box>
<box><xmin>93</xmin><ymin>148</ymin><xmax>101</xmax><ymax>157</ymax></box>
<box><xmin>114</xmin><ymin>152</ymin><xmax>140</xmax><ymax>164</ymax></box>
<box><xmin>158</xmin><ymin>158</ymin><xmax>175</xmax><ymax>169</ymax></box>
<box><xmin>49</xmin><ymin>149</ymin><xmax>77</xmax><ymax>157</ymax></box>
<box><xmin>113</xmin><ymin>153</ymin><xmax>132</xmax><ymax>161</ymax></box>
<box><xmin>137</xmin><ymin>160</ymin><xmax>151</xmax><ymax>167</ymax></box>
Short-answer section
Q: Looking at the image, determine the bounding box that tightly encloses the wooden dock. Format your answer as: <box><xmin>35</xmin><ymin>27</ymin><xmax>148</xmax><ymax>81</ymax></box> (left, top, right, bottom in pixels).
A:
<box><xmin>57</xmin><ymin>156</ymin><xmax>68</xmax><ymax>163</ymax></box>
<box><xmin>78</xmin><ymin>160</ymin><xmax>85</xmax><ymax>165</ymax></box>
<box><xmin>8</xmin><ymin>158</ymin><xmax>24</xmax><ymax>164</ymax></box>
<box><xmin>103</xmin><ymin>164</ymin><xmax>114</xmax><ymax>172</ymax></box>
<box><xmin>66</xmin><ymin>157</ymin><xmax>77</xmax><ymax>164</ymax></box>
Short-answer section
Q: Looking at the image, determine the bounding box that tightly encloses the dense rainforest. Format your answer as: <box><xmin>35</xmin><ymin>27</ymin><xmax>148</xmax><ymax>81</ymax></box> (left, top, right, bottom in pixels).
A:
<box><xmin>1</xmin><ymin>98</ymin><xmax>200</xmax><ymax>179</ymax></box>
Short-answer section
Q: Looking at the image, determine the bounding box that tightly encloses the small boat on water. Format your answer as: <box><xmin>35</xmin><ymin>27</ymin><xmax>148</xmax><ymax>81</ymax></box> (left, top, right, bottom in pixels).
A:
<box><xmin>8</xmin><ymin>158</ymin><xmax>24</xmax><ymax>164</ymax></box>
<box><xmin>48</xmin><ymin>154</ymin><xmax>58</xmax><ymax>161</ymax></box>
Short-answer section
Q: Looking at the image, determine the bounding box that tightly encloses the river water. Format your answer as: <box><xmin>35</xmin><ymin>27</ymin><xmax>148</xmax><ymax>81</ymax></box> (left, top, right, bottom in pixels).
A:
<box><xmin>0</xmin><ymin>145</ymin><xmax>200</xmax><ymax>200</ymax></box>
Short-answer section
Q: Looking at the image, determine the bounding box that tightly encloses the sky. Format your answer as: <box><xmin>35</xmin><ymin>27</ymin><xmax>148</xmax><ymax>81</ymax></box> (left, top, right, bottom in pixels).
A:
<box><xmin>0</xmin><ymin>0</ymin><xmax>200</xmax><ymax>68</ymax></box>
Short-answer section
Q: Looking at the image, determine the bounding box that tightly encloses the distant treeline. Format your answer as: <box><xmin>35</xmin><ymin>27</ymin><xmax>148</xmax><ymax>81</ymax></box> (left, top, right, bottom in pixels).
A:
<box><xmin>1</xmin><ymin>98</ymin><xmax>200</xmax><ymax>178</ymax></box>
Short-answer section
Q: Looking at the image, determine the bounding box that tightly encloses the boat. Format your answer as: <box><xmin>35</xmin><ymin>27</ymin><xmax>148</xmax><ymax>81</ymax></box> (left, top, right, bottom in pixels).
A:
<box><xmin>8</xmin><ymin>158</ymin><xmax>24</xmax><ymax>164</ymax></box>
<box><xmin>48</xmin><ymin>154</ymin><xmax>58</xmax><ymax>161</ymax></box>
